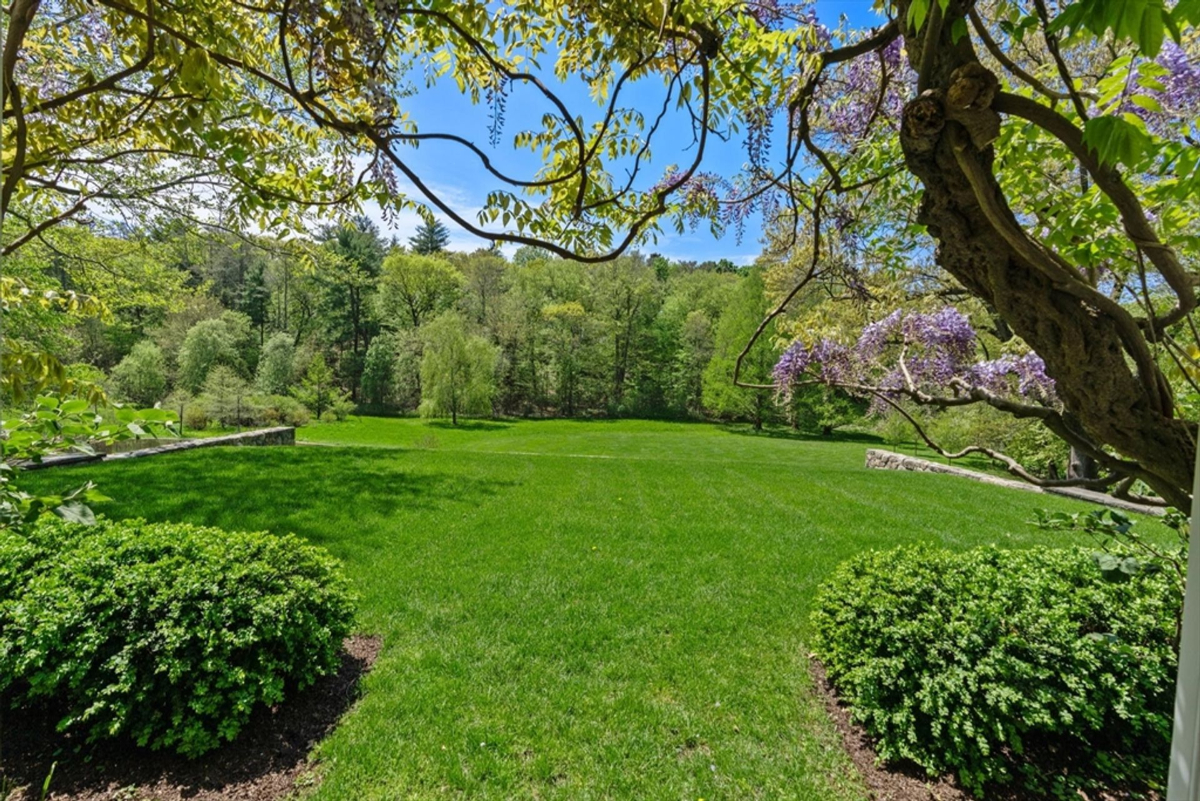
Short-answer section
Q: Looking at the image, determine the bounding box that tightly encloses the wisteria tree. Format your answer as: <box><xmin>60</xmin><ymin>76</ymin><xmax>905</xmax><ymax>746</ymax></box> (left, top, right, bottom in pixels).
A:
<box><xmin>771</xmin><ymin>306</ymin><xmax>1155</xmax><ymax>494</ymax></box>
<box><xmin>5</xmin><ymin>0</ymin><xmax>1198</xmax><ymax>505</ymax></box>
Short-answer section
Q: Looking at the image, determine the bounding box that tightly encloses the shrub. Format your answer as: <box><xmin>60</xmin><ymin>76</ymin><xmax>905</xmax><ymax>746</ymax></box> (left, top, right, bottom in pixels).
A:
<box><xmin>811</xmin><ymin>545</ymin><xmax>1179</xmax><ymax>797</ymax></box>
<box><xmin>251</xmin><ymin>394</ymin><xmax>311</xmax><ymax>427</ymax></box>
<box><xmin>182</xmin><ymin>403</ymin><xmax>209</xmax><ymax>431</ymax></box>
<box><xmin>874</xmin><ymin>404</ymin><xmax>928</xmax><ymax>446</ymax></box>
<box><xmin>0</xmin><ymin>517</ymin><xmax>355</xmax><ymax>757</ymax></box>
<box><xmin>330</xmin><ymin>395</ymin><xmax>356</xmax><ymax>421</ymax></box>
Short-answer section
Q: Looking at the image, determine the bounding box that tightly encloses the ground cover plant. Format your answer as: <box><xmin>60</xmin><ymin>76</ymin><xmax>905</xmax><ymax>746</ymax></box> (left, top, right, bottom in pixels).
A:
<box><xmin>17</xmin><ymin>417</ymin><xmax>1166</xmax><ymax>800</ymax></box>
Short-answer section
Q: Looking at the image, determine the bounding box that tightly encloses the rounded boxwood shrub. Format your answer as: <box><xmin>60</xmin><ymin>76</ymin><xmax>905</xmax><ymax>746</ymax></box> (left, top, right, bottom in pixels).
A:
<box><xmin>0</xmin><ymin>517</ymin><xmax>355</xmax><ymax>757</ymax></box>
<box><xmin>811</xmin><ymin>545</ymin><xmax>1179</xmax><ymax>798</ymax></box>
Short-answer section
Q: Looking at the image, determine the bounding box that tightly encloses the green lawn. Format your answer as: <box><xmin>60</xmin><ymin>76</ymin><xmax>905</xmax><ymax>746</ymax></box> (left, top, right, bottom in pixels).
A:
<box><xmin>27</xmin><ymin>417</ymin><xmax>1137</xmax><ymax>800</ymax></box>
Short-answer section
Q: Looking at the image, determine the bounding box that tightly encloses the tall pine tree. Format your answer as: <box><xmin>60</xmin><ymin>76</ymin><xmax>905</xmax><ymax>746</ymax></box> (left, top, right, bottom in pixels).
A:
<box><xmin>409</xmin><ymin>218</ymin><xmax>450</xmax><ymax>254</ymax></box>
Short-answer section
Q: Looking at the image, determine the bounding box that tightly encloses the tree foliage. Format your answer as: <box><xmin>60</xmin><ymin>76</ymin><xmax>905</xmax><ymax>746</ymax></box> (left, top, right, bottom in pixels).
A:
<box><xmin>292</xmin><ymin>354</ymin><xmax>340</xmax><ymax>420</ymax></box>
<box><xmin>255</xmin><ymin>332</ymin><xmax>297</xmax><ymax>395</ymax></box>
<box><xmin>111</xmin><ymin>340</ymin><xmax>167</xmax><ymax>407</ymax></box>
<box><xmin>419</xmin><ymin>312</ymin><xmax>498</xmax><ymax>424</ymax></box>
<box><xmin>703</xmin><ymin>270</ymin><xmax>778</xmax><ymax>430</ymax></box>
<box><xmin>378</xmin><ymin>252</ymin><xmax>463</xmax><ymax>329</ymax></box>
<box><xmin>409</xmin><ymin>219</ymin><xmax>450</xmax><ymax>255</ymax></box>
<box><xmin>176</xmin><ymin>318</ymin><xmax>239</xmax><ymax>393</ymax></box>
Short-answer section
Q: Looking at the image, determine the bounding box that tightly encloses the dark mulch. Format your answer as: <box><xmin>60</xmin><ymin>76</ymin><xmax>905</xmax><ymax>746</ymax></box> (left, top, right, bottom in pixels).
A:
<box><xmin>810</xmin><ymin>658</ymin><xmax>972</xmax><ymax>801</ymax></box>
<box><xmin>4</xmin><ymin>635</ymin><xmax>381</xmax><ymax>801</ymax></box>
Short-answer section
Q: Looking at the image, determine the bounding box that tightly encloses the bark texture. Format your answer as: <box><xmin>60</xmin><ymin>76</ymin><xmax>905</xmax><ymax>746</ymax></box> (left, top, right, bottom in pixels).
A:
<box><xmin>893</xmin><ymin>0</ymin><xmax>1195</xmax><ymax>509</ymax></box>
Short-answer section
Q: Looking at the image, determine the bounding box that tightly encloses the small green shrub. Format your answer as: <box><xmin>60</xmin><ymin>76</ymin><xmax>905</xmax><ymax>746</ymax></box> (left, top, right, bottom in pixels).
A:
<box><xmin>182</xmin><ymin>403</ymin><xmax>209</xmax><ymax>431</ymax></box>
<box><xmin>330</xmin><ymin>396</ymin><xmax>356</xmax><ymax>422</ymax></box>
<box><xmin>251</xmin><ymin>394</ymin><xmax>311</xmax><ymax>427</ymax></box>
<box><xmin>0</xmin><ymin>517</ymin><xmax>355</xmax><ymax>757</ymax></box>
<box><xmin>811</xmin><ymin>545</ymin><xmax>1179</xmax><ymax>797</ymax></box>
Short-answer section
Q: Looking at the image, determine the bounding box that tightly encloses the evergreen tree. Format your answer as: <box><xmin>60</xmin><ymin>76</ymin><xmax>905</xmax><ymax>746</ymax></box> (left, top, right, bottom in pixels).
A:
<box><xmin>293</xmin><ymin>354</ymin><xmax>340</xmax><ymax>419</ymax></box>
<box><xmin>201</xmin><ymin>365</ymin><xmax>251</xmax><ymax>428</ymax></box>
<box><xmin>238</xmin><ymin>261</ymin><xmax>271</xmax><ymax>345</ymax></box>
<box><xmin>408</xmin><ymin>219</ymin><xmax>450</xmax><ymax>255</ymax></box>
<box><xmin>316</xmin><ymin>216</ymin><xmax>386</xmax><ymax>398</ymax></box>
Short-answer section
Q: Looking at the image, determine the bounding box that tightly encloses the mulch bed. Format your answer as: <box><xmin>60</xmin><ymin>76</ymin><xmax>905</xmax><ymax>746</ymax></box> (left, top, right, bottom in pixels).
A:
<box><xmin>810</xmin><ymin>658</ymin><xmax>973</xmax><ymax>801</ymax></box>
<box><xmin>4</xmin><ymin>635</ymin><xmax>381</xmax><ymax>801</ymax></box>
<box><xmin>810</xmin><ymin>658</ymin><xmax>1159</xmax><ymax>801</ymax></box>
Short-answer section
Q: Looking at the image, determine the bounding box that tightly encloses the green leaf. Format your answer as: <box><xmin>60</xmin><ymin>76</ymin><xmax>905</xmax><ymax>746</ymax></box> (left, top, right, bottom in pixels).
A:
<box><xmin>907</xmin><ymin>0</ymin><xmax>930</xmax><ymax>32</ymax></box>
<box><xmin>54</xmin><ymin>502</ymin><xmax>96</xmax><ymax>525</ymax></box>
<box><xmin>60</xmin><ymin>398</ymin><xmax>90</xmax><ymax>414</ymax></box>
<box><xmin>1081</xmin><ymin>115</ymin><xmax>1152</xmax><ymax>169</ymax></box>
<box><xmin>1173</xmin><ymin>0</ymin><xmax>1200</xmax><ymax>26</ymax></box>
<box><xmin>1050</xmin><ymin>0</ymin><xmax>1173</xmax><ymax>55</ymax></box>
<box><xmin>950</xmin><ymin>16</ymin><xmax>969</xmax><ymax>43</ymax></box>
<box><xmin>1119</xmin><ymin>556</ymin><xmax>1144</xmax><ymax>575</ymax></box>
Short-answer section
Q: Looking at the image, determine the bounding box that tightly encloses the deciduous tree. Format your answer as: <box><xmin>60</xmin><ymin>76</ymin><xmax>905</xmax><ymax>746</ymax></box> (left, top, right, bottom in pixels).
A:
<box><xmin>111</xmin><ymin>340</ymin><xmax>167</xmax><ymax>407</ymax></box>
<box><xmin>419</xmin><ymin>312</ymin><xmax>497</xmax><ymax>424</ymax></box>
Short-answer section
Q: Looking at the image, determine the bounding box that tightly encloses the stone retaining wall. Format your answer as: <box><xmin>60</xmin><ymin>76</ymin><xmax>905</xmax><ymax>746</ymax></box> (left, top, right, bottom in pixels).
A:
<box><xmin>22</xmin><ymin>427</ymin><xmax>295</xmax><ymax>471</ymax></box>
<box><xmin>865</xmin><ymin>448</ymin><xmax>1164</xmax><ymax>516</ymax></box>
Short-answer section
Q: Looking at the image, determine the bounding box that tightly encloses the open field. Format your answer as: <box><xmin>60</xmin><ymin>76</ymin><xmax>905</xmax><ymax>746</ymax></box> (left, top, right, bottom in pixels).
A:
<box><xmin>25</xmin><ymin>417</ymin><xmax>1135</xmax><ymax>800</ymax></box>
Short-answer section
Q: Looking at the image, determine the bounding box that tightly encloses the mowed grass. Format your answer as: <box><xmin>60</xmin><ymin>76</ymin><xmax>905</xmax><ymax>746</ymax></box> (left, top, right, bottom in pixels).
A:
<box><xmin>26</xmin><ymin>417</ymin><xmax>1133</xmax><ymax>800</ymax></box>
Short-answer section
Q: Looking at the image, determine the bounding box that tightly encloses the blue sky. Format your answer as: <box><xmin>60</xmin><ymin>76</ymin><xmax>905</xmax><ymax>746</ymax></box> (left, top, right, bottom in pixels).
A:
<box><xmin>363</xmin><ymin>1</ymin><xmax>888</xmax><ymax>262</ymax></box>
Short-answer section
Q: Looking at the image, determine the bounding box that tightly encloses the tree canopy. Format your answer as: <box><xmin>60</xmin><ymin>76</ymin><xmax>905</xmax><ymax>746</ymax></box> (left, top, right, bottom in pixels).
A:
<box><xmin>409</xmin><ymin>220</ymin><xmax>450</xmax><ymax>255</ymax></box>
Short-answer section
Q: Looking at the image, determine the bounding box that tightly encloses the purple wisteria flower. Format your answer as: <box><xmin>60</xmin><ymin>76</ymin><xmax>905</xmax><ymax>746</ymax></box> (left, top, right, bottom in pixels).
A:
<box><xmin>855</xmin><ymin>309</ymin><xmax>902</xmax><ymax>360</ymax></box>
<box><xmin>818</xmin><ymin>34</ymin><xmax>912</xmax><ymax>144</ymax></box>
<box><xmin>775</xmin><ymin>307</ymin><xmax>1058</xmax><ymax>407</ymax></box>
<box><xmin>774</xmin><ymin>339</ymin><xmax>817</xmax><ymax>385</ymax></box>
<box><xmin>1128</xmin><ymin>41</ymin><xmax>1200</xmax><ymax>139</ymax></box>
<box><xmin>970</xmin><ymin>353</ymin><xmax>1057</xmax><ymax>402</ymax></box>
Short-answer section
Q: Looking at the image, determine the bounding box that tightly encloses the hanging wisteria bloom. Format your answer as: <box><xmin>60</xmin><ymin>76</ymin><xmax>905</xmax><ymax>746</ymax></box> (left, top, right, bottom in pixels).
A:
<box><xmin>1128</xmin><ymin>41</ymin><xmax>1200</xmax><ymax>140</ymax></box>
<box><xmin>774</xmin><ymin>307</ymin><xmax>1058</xmax><ymax>407</ymax></box>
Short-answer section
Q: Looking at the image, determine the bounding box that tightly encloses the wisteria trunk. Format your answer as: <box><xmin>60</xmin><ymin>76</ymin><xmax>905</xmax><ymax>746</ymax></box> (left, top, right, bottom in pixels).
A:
<box><xmin>893</xmin><ymin>0</ymin><xmax>1196</xmax><ymax>510</ymax></box>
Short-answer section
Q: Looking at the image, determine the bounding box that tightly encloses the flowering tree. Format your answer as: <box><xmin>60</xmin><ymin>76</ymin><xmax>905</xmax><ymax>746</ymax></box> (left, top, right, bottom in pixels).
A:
<box><xmin>721</xmin><ymin>4</ymin><xmax>1200</xmax><ymax>510</ymax></box>
<box><xmin>771</xmin><ymin>306</ymin><xmax>1157</xmax><ymax>495</ymax></box>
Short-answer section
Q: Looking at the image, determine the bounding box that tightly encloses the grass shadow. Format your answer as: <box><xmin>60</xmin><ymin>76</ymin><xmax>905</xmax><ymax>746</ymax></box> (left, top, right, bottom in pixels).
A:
<box><xmin>422</xmin><ymin>419</ymin><xmax>513</xmax><ymax>432</ymax></box>
<box><xmin>720</xmin><ymin>424</ymin><xmax>884</xmax><ymax>444</ymax></box>
<box><xmin>28</xmin><ymin>447</ymin><xmax>518</xmax><ymax>546</ymax></box>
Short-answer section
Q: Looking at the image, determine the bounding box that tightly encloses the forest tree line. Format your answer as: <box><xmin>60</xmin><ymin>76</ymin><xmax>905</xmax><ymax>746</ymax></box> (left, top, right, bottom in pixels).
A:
<box><xmin>14</xmin><ymin>216</ymin><xmax>860</xmax><ymax>432</ymax></box>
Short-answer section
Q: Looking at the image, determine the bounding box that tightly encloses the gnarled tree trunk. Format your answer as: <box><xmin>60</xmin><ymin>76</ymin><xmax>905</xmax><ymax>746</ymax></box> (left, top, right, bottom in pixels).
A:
<box><xmin>893</xmin><ymin>0</ymin><xmax>1195</xmax><ymax>509</ymax></box>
